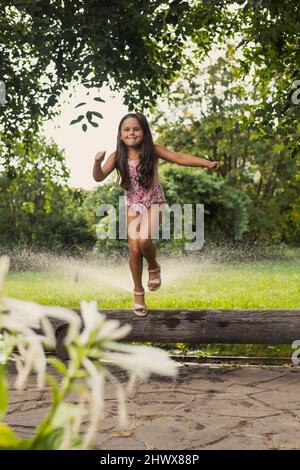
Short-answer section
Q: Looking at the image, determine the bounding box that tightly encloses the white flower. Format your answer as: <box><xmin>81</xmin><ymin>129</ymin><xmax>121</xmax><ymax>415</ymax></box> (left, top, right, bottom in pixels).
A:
<box><xmin>105</xmin><ymin>369</ymin><xmax>129</xmax><ymax>430</ymax></box>
<box><xmin>0</xmin><ymin>329</ymin><xmax>20</xmax><ymax>364</ymax></box>
<box><xmin>1</xmin><ymin>296</ymin><xmax>82</xmax><ymax>390</ymax></box>
<box><xmin>0</xmin><ymin>296</ymin><xmax>81</xmax><ymax>393</ymax></box>
<box><xmin>104</xmin><ymin>342</ymin><xmax>180</xmax><ymax>379</ymax></box>
<box><xmin>52</xmin><ymin>401</ymin><xmax>86</xmax><ymax>450</ymax></box>
<box><xmin>3</xmin><ymin>297</ymin><xmax>81</xmax><ymax>346</ymax></box>
<box><xmin>79</xmin><ymin>300</ymin><xmax>131</xmax><ymax>346</ymax></box>
<box><xmin>15</xmin><ymin>338</ymin><xmax>47</xmax><ymax>390</ymax></box>
<box><xmin>78</xmin><ymin>301</ymin><xmax>179</xmax><ymax>436</ymax></box>
<box><xmin>0</xmin><ymin>254</ymin><xmax>180</xmax><ymax>449</ymax></box>
<box><xmin>79</xmin><ymin>300</ymin><xmax>105</xmax><ymax>345</ymax></box>
<box><xmin>82</xmin><ymin>358</ymin><xmax>105</xmax><ymax>449</ymax></box>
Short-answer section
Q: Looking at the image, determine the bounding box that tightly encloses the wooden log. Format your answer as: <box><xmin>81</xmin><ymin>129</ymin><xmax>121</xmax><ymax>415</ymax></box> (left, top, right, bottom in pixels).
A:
<box><xmin>51</xmin><ymin>308</ymin><xmax>300</xmax><ymax>360</ymax></box>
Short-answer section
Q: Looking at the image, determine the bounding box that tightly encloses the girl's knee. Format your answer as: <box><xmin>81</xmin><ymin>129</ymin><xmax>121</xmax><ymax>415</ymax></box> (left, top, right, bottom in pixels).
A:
<box><xmin>138</xmin><ymin>237</ymin><xmax>153</xmax><ymax>252</ymax></box>
<box><xmin>129</xmin><ymin>244</ymin><xmax>142</xmax><ymax>256</ymax></box>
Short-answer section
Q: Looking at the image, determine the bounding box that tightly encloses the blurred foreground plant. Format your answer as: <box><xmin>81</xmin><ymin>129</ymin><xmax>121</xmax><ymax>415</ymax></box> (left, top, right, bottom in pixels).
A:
<box><xmin>0</xmin><ymin>255</ymin><xmax>179</xmax><ymax>449</ymax></box>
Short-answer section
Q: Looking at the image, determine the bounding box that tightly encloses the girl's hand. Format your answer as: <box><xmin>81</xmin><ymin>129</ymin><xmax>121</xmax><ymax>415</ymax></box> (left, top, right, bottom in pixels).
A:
<box><xmin>208</xmin><ymin>160</ymin><xmax>220</xmax><ymax>171</ymax></box>
<box><xmin>95</xmin><ymin>150</ymin><xmax>106</xmax><ymax>163</ymax></box>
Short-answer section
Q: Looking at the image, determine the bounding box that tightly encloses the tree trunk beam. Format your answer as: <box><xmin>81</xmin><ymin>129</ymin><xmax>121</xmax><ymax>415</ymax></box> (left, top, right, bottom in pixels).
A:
<box><xmin>47</xmin><ymin>308</ymin><xmax>300</xmax><ymax>359</ymax></box>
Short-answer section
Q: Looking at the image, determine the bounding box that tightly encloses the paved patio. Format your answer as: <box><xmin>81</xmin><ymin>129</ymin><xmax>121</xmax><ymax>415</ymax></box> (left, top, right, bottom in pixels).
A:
<box><xmin>5</xmin><ymin>362</ymin><xmax>300</xmax><ymax>450</ymax></box>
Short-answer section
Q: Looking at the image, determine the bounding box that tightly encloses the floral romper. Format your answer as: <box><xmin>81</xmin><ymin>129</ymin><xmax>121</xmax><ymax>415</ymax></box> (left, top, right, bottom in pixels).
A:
<box><xmin>124</xmin><ymin>158</ymin><xmax>166</xmax><ymax>215</ymax></box>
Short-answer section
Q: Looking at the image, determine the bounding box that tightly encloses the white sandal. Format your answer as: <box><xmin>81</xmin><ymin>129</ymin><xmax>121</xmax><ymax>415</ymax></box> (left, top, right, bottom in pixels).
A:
<box><xmin>133</xmin><ymin>289</ymin><xmax>148</xmax><ymax>317</ymax></box>
<box><xmin>147</xmin><ymin>263</ymin><xmax>161</xmax><ymax>292</ymax></box>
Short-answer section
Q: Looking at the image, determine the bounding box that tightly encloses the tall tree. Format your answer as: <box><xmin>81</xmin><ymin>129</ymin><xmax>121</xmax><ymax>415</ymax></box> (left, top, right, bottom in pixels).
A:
<box><xmin>1</xmin><ymin>0</ymin><xmax>299</xmax><ymax>160</ymax></box>
<box><xmin>152</xmin><ymin>45</ymin><xmax>300</xmax><ymax>243</ymax></box>
<box><xmin>1</xmin><ymin>0</ymin><xmax>193</xmax><ymax>139</ymax></box>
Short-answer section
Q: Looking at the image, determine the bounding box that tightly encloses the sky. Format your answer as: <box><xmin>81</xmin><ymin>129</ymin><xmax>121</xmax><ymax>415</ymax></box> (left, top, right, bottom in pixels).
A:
<box><xmin>43</xmin><ymin>84</ymin><xmax>130</xmax><ymax>190</ymax></box>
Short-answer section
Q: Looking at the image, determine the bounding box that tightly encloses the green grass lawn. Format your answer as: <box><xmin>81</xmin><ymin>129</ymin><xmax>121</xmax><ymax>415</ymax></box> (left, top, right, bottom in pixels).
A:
<box><xmin>3</xmin><ymin>256</ymin><xmax>300</xmax><ymax>358</ymax></box>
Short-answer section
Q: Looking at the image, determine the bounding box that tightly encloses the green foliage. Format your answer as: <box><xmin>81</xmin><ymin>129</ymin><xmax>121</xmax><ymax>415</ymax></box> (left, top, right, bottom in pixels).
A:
<box><xmin>1</xmin><ymin>0</ymin><xmax>300</xmax><ymax>158</ymax></box>
<box><xmin>32</xmin><ymin>428</ymin><xmax>65</xmax><ymax>451</ymax></box>
<box><xmin>1</xmin><ymin>2</ymin><xmax>300</xmax><ymax>249</ymax></box>
<box><xmin>160</xmin><ymin>166</ymin><xmax>250</xmax><ymax>244</ymax></box>
<box><xmin>186</xmin><ymin>0</ymin><xmax>300</xmax><ymax>157</ymax></box>
<box><xmin>0</xmin><ymin>422</ymin><xmax>20</xmax><ymax>450</ymax></box>
<box><xmin>152</xmin><ymin>45</ymin><xmax>300</xmax><ymax>245</ymax></box>
<box><xmin>83</xmin><ymin>181</ymin><xmax>128</xmax><ymax>254</ymax></box>
<box><xmin>0</xmin><ymin>131</ymin><xmax>96</xmax><ymax>251</ymax></box>
<box><xmin>1</xmin><ymin>0</ymin><xmax>192</xmax><ymax>140</ymax></box>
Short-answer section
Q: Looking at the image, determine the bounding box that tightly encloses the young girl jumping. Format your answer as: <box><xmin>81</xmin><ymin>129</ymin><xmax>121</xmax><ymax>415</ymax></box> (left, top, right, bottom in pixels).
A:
<box><xmin>93</xmin><ymin>112</ymin><xmax>220</xmax><ymax>317</ymax></box>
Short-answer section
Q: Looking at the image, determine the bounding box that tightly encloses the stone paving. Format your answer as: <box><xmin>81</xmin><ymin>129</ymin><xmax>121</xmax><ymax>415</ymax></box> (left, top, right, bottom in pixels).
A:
<box><xmin>5</xmin><ymin>363</ymin><xmax>300</xmax><ymax>450</ymax></box>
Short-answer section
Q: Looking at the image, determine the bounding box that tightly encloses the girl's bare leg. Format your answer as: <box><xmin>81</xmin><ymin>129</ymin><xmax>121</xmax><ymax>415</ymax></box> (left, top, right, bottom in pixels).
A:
<box><xmin>126</xmin><ymin>207</ymin><xmax>145</xmax><ymax>305</ymax></box>
<box><xmin>138</xmin><ymin>203</ymin><xmax>163</xmax><ymax>281</ymax></box>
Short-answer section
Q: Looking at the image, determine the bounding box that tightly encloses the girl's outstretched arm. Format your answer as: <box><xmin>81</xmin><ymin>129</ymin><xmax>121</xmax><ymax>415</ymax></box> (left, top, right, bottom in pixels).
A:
<box><xmin>155</xmin><ymin>144</ymin><xmax>220</xmax><ymax>170</ymax></box>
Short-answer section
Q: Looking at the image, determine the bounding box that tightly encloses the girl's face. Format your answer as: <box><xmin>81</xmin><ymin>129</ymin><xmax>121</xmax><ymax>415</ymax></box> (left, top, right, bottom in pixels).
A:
<box><xmin>120</xmin><ymin>117</ymin><xmax>144</xmax><ymax>148</ymax></box>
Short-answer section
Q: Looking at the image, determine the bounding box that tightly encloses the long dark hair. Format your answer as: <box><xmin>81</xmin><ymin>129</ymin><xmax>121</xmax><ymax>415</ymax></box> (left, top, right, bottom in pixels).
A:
<box><xmin>115</xmin><ymin>112</ymin><xmax>157</xmax><ymax>190</ymax></box>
